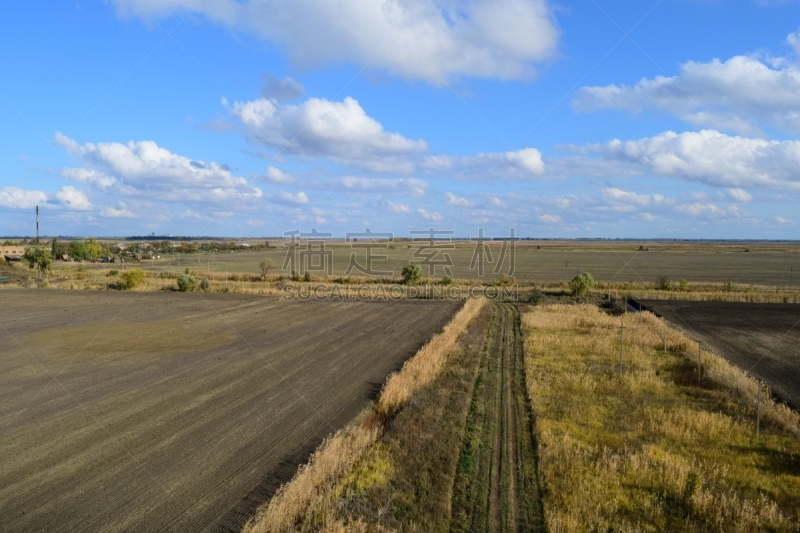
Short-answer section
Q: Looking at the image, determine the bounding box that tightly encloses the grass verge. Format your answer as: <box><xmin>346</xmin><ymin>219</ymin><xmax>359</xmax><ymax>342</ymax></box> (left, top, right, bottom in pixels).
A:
<box><xmin>243</xmin><ymin>297</ymin><xmax>487</xmax><ymax>533</ymax></box>
<box><xmin>523</xmin><ymin>304</ymin><xmax>800</xmax><ymax>532</ymax></box>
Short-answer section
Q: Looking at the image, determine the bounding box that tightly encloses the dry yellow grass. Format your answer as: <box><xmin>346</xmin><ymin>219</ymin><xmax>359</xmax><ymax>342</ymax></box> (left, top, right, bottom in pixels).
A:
<box><xmin>523</xmin><ymin>304</ymin><xmax>800</xmax><ymax>532</ymax></box>
<box><xmin>243</xmin><ymin>298</ymin><xmax>486</xmax><ymax>533</ymax></box>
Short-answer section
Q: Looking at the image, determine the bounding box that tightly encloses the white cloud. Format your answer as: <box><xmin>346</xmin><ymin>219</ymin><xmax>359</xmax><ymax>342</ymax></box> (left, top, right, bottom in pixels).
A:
<box><xmin>602</xmin><ymin>187</ymin><xmax>666</xmax><ymax>208</ymax></box>
<box><xmin>490</xmin><ymin>197</ymin><xmax>506</xmax><ymax>208</ymax></box>
<box><xmin>0</xmin><ymin>187</ymin><xmax>48</xmax><ymax>209</ymax></box>
<box><xmin>54</xmin><ymin>186</ymin><xmax>92</xmax><ymax>211</ymax></box>
<box><xmin>229</xmin><ymin>96</ymin><xmax>427</xmax><ymax>172</ymax></box>
<box><xmin>101</xmin><ymin>205</ymin><xmax>136</xmax><ymax>218</ymax></box>
<box><xmin>788</xmin><ymin>27</ymin><xmax>800</xmax><ymax>56</ymax></box>
<box><xmin>112</xmin><ymin>0</ymin><xmax>559</xmax><ymax>84</ymax></box>
<box><xmin>444</xmin><ymin>192</ymin><xmax>475</xmax><ymax>207</ymax></box>
<box><xmin>341</xmin><ymin>176</ymin><xmax>428</xmax><ymax>197</ymax></box>
<box><xmin>725</xmin><ymin>188</ymin><xmax>753</xmax><ymax>202</ymax></box>
<box><xmin>55</xmin><ymin>132</ymin><xmax>263</xmax><ymax>203</ymax></box>
<box><xmin>582</xmin><ymin>130</ymin><xmax>800</xmax><ymax>190</ymax></box>
<box><xmin>275</xmin><ymin>190</ymin><xmax>309</xmax><ymax>205</ymax></box>
<box><xmin>386</xmin><ymin>201</ymin><xmax>410</xmax><ymax>213</ymax></box>
<box><xmin>417</xmin><ymin>207</ymin><xmax>443</xmax><ymax>221</ymax></box>
<box><xmin>263</xmin><ymin>167</ymin><xmax>296</xmax><ymax>184</ymax></box>
<box><xmin>574</xmin><ymin>51</ymin><xmax>800</xmax><ymax>135</ymax></box>
<box><xmin>420</xmin><ymin>147</ymin><xmax>546</xmax><ymax>180</ymax></box>
<box><xmin>538</xmin><ymin>214</ymin><xmax>561</xmax><ymax>224</ymax></box>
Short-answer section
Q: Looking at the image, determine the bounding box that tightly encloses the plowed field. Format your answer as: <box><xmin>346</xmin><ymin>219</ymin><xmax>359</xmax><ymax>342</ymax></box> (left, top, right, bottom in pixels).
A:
<box><xmin>0</xmin><ymin>290</ymin><xmax>460</xmax><ymax>532</ymax></box>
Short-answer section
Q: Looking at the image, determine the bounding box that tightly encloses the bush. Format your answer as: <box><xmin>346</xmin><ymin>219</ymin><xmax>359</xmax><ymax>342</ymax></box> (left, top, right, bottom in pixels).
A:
<box><xmin>303</xmin><ymin>271</ymin><xmax>312</xmax><ymax>282</ymax></box>
<box><xmin>119</xmin><ymin>269</ymin><xmax>146</xmax><ymax>290</ymax></box>
<box><xmin>401</xmin><ymin>262</ymin><xmax>422</xmax><ymax>284</ymax></box>
<box><xmin>528</xmin><ymin>287</ymin><xmax>545</xmax><ymax>304</ymax></box>
<box><xmin>442</xmin><ymin>275</ymin><xmax>454</xmax><ymax>286</ymax></box>
<box><xmin>107</xmin><ymin>269</ymin><xmax>119</xmax><ymax>277</ymax></box>
<box><xmin>679</xmin><ymin>279</ymin><xmax>688</xmax><ymax>291</ymax></box>
<box><xmin>259</xmin><ymin>259</ymin><xmax>276</xmax><ymax>280</ymax></box>
<box><xmin>177</xmin><ymin>274</ymin><xmax>197</xmax><ymax>292</ymax></box>
<box><xmin>23</xmin><ymin>246</ymin><xmax>52</xmax><ymax>273</ymax></box>
<box><xmin>655</xmin><ymin>275</ymin><xmax>671</xmax><ymax>290</ymax></box>
<box><xmin>569</xmin><ymin>272</ymin><xmax>596</xmax><ymax>297</ymax></box>
<box><xmin>200</xmin><ymin>277</ymin><xmax>210</xmax><ymax>291</ymax></box>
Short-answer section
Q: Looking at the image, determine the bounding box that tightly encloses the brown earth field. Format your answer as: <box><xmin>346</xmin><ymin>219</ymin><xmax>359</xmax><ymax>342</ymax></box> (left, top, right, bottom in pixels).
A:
<box><xmin>0</xmin><ymin>289</ymin><xmax>461</xmax><ymax>533</ymax></box>
<box><xmin>636</xmin><ymin>300</ymin><xmax>800</xmax><ymax>410</ymax></box>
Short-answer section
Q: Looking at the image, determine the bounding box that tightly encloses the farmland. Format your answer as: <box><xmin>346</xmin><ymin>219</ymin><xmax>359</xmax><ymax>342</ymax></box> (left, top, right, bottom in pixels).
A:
<box><xmin>0</xmin><ymin>290</ymin><xmax>460</xmax><ymax>532</ymax></box>
<box><xmin>637</xmin><ymin>300</ymin><xmax>800</xmax><ymax>410</ymax></box>
<box><xmin>14</xmin><ymin>240</ymin><xmax>800</xmax><ymax>288</ymax></box>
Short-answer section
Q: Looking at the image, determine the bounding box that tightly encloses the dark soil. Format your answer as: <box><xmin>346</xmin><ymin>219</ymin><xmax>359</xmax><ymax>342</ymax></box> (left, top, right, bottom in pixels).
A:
<box><xmin>0</xmin><ymin>289</ymin><xmax>460</xmax><ymax>532</ymax></box>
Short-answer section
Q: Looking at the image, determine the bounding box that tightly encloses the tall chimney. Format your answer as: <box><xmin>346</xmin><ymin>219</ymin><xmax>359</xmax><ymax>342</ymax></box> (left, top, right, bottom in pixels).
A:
<box><xmin>36</xmin><ymin>205</ymin><xmax>39</xmax><ymax>244</ymax></box>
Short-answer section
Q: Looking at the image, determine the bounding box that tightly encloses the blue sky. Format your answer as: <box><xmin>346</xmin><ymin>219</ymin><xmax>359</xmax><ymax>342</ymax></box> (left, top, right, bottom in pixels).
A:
<box><xmin>1</xmin><ymin>0</ymin><xmax>799</xmax><ymax>238</ymax></box>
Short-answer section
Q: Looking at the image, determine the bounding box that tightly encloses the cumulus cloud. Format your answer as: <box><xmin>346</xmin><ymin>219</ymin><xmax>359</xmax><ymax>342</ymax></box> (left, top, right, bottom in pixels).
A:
<box><xmin>0</xmin><ymin>187</ymin><xmax>48</xmax><ymax>209</ymax></box>
<box><xmin>538</xmin><ymin>214</ymin><xmax>561</xmax><ymax>224</ymax></box>
<box><xmin>725</xmin><ymin>188</ymin><xmax>753</xmax><ymax>202</ymax></box>
<box><xmin>54</xmin><ymin>186</ymin><xmax>92</xmax><ymax>210</ymax></box>
<box><xmin>229</xmin><ymin>96</ymin><xmax>427</xmax><ymax>172</ymax></box>
<box><xmin>789</xmin><ymin>27</ymin><xmax>800</xmax><ymax>56</ymax></box>
<box><xmin>274</xmin><ymin>190</ymin><xmax>309</xmax><ymax>205</ymax></box>
<box><xmin>443</xmin><ymin>192</ymin><xmax>475</xmax><ymax>207</ymax></box>
<box><xmin>55</xmin><ymin>132</ymin><xmax>263</xmax><ymax>203</ymax></box>
<box><xmin>420</xmin><ymin>147</ymin><xmax>546</xmax><ymax>180</ymax></box>
<box><xmin>574</xmin><ymin>51</ymin><xmax>800</xmax><ymax>135</ymax></box>
<box><xmin>417</xmin><ymin>207</ymin><xmax>444</xmax><ymax>221</ymax></box>
<box><xmin>579</xmin><ymin>129</ymin><xmax>800</xmax><ymax>190</ymax></box>
<box><xmin>341</xmin><ymin>176</ymin><xmax>428</xmax><ymax>197</ymax></box>
<box><xmin>260</xmin><ymin>73</ymin><xmax>304</xmax><ymax>101</ymax></box>
<box><xmin>386</xmin><ymin>201</ymin><xmax>411</xmax><ymax>213</ymax></box>
<box><xmin>101</xmin><ymin>205</ymin><xmax>136</xmax><ymax>218</ymax></box>
<box><xmin>112</xmin><ymin>0</ymin><xmax>559</xmax><ymax>84</ymax></box>
<box><xmin>262</xmin><ymin>167</ymin><xmax>296</xmax><ymax>184</ymax></box>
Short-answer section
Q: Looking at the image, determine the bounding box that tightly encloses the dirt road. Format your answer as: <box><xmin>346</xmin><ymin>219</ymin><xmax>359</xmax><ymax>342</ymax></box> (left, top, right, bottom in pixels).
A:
<box><xmin>638</xmin><ymin>300</ymin><xmax>800</xmax><ymax>409</ymax></box>
<box><xmin>0</xmin><ymin>289</ymin><xmax>460</xmax><ymax>532</ymax></box>
<box><xmin>450</xmin><ymin>302</ymin><xmax>543</xmax><ymax>532</ymax></box>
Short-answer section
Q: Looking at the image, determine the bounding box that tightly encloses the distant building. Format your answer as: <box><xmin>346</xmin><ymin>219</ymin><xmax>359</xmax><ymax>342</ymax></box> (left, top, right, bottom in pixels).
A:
<box><xmin>1</xmin><ymin>245</ymin><xmax>25</xmax><ymax>262</ymax></box>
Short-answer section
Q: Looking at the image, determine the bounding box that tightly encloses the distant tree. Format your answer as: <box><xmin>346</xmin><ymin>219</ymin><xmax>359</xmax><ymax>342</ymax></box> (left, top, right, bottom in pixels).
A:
<box><xmin>50</xmin><ymin>238</ymin><xmax>63</xmax><ymax>259</ymax></box>
<box><xmin>442</xmin><ymin>275</ymin><xmax>454</xmax><ymax>286</ymax></box>
<box><xmin>401</xmin><ymin>262</ymin><xmax>422</xmax><ymax>284</ymax></box>
<box><xmin>200</xmin><ymin>277</ymin><xmax>210</xmax><ymax>291</ymax></box>
<box><xmin>23</xmin><ymin>246</ymin><xmax>52</xmax><ymax>274</ymax></box>
<box><xmin>259</xmin><ymin>259</ymin><xmax>276</xmax><ymax>280</ymax></box>
<box><xmin>118</xmin><ymin>269</ymin><xmax>146</xmax><ymax>290</ymax></box>
<box><xmin>569</xmin><ymin>272</ymin><xmax>596</xmax><ymax>297</ymax></box>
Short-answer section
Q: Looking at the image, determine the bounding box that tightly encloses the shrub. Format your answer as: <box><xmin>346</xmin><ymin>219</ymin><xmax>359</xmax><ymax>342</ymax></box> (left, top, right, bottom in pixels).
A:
<box><xmin>259</xmin><ymin>259</ymin><xmax>276</xmax><ymax>280</ymax></box>
<box><xmin>569</xmin><ymin>272</ymin><xmax>596</xmax><ymax>297</ymax></box>
<box><xmin>107</xmin><ymin>269</ymin><xmax>119</xmax><ymax>277</ymax></box>
<box><xmin>401</xmin><ymin>262</ymin><xmax>422</xmax><ymax>284</ymax></box>
<box><xmin>442</xmin><ymin>275</ymin><xmax>454</xmax><ymax>286</ymax></box>
<box><xmin>119</xmin><ymin>269</ymin><xmax>146</xmax><ymax>290</ymax></box>
<box><xmin>303</xmin><ymin>271</ymin><xmax>312</xmax><ymax>282</ymax></box>
<box><xmin>177</xmin><ymin>274</ymin><xmax>197</xmax><ymax>292</ymax></box>
<box><xmin>200</xmin><ymin>277</ymin><xmax>210</xmax><ymax>291</ymax></box>
<box><xmin>679</xmin><ymin>279</ymin><xmax>688</xmax><ymax>291</ymax></box>
<box><xmin>23</xmin><ymin>246</ymin><xmax>52</xmax><ymax>272</ymax></box>
<box><xmin>529</xmin><ymin>288</ymin><xmax>545</xmax><ymax>304</ymax></box>
<box><xmin>655</xmin><ymin>275</ymin><xmax>671</xmax><ymax>290</ymax></box>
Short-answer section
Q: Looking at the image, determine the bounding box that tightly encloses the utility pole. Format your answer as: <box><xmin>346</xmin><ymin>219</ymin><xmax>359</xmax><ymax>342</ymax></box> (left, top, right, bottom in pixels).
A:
<box><xmin>663</xmin><ymin>319</ymin><xmax>667</xmax><ymax>352</ymax></box>
<box><xmin>35</xmin><ymin>206</ymin><xmax>39</xmax><ymax>244</ymax></box>
<box><xmin>565</xmin><ymin>261</ymin><xmax>569</xmax><ymax>283</ymax></box>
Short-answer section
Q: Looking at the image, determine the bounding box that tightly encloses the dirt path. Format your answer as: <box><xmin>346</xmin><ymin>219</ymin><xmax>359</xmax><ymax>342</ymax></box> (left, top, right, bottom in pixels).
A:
<box><xmin>450</xmin><ymin>302</ymin><xmax>543</xmax><ymax>533</ymax></box>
